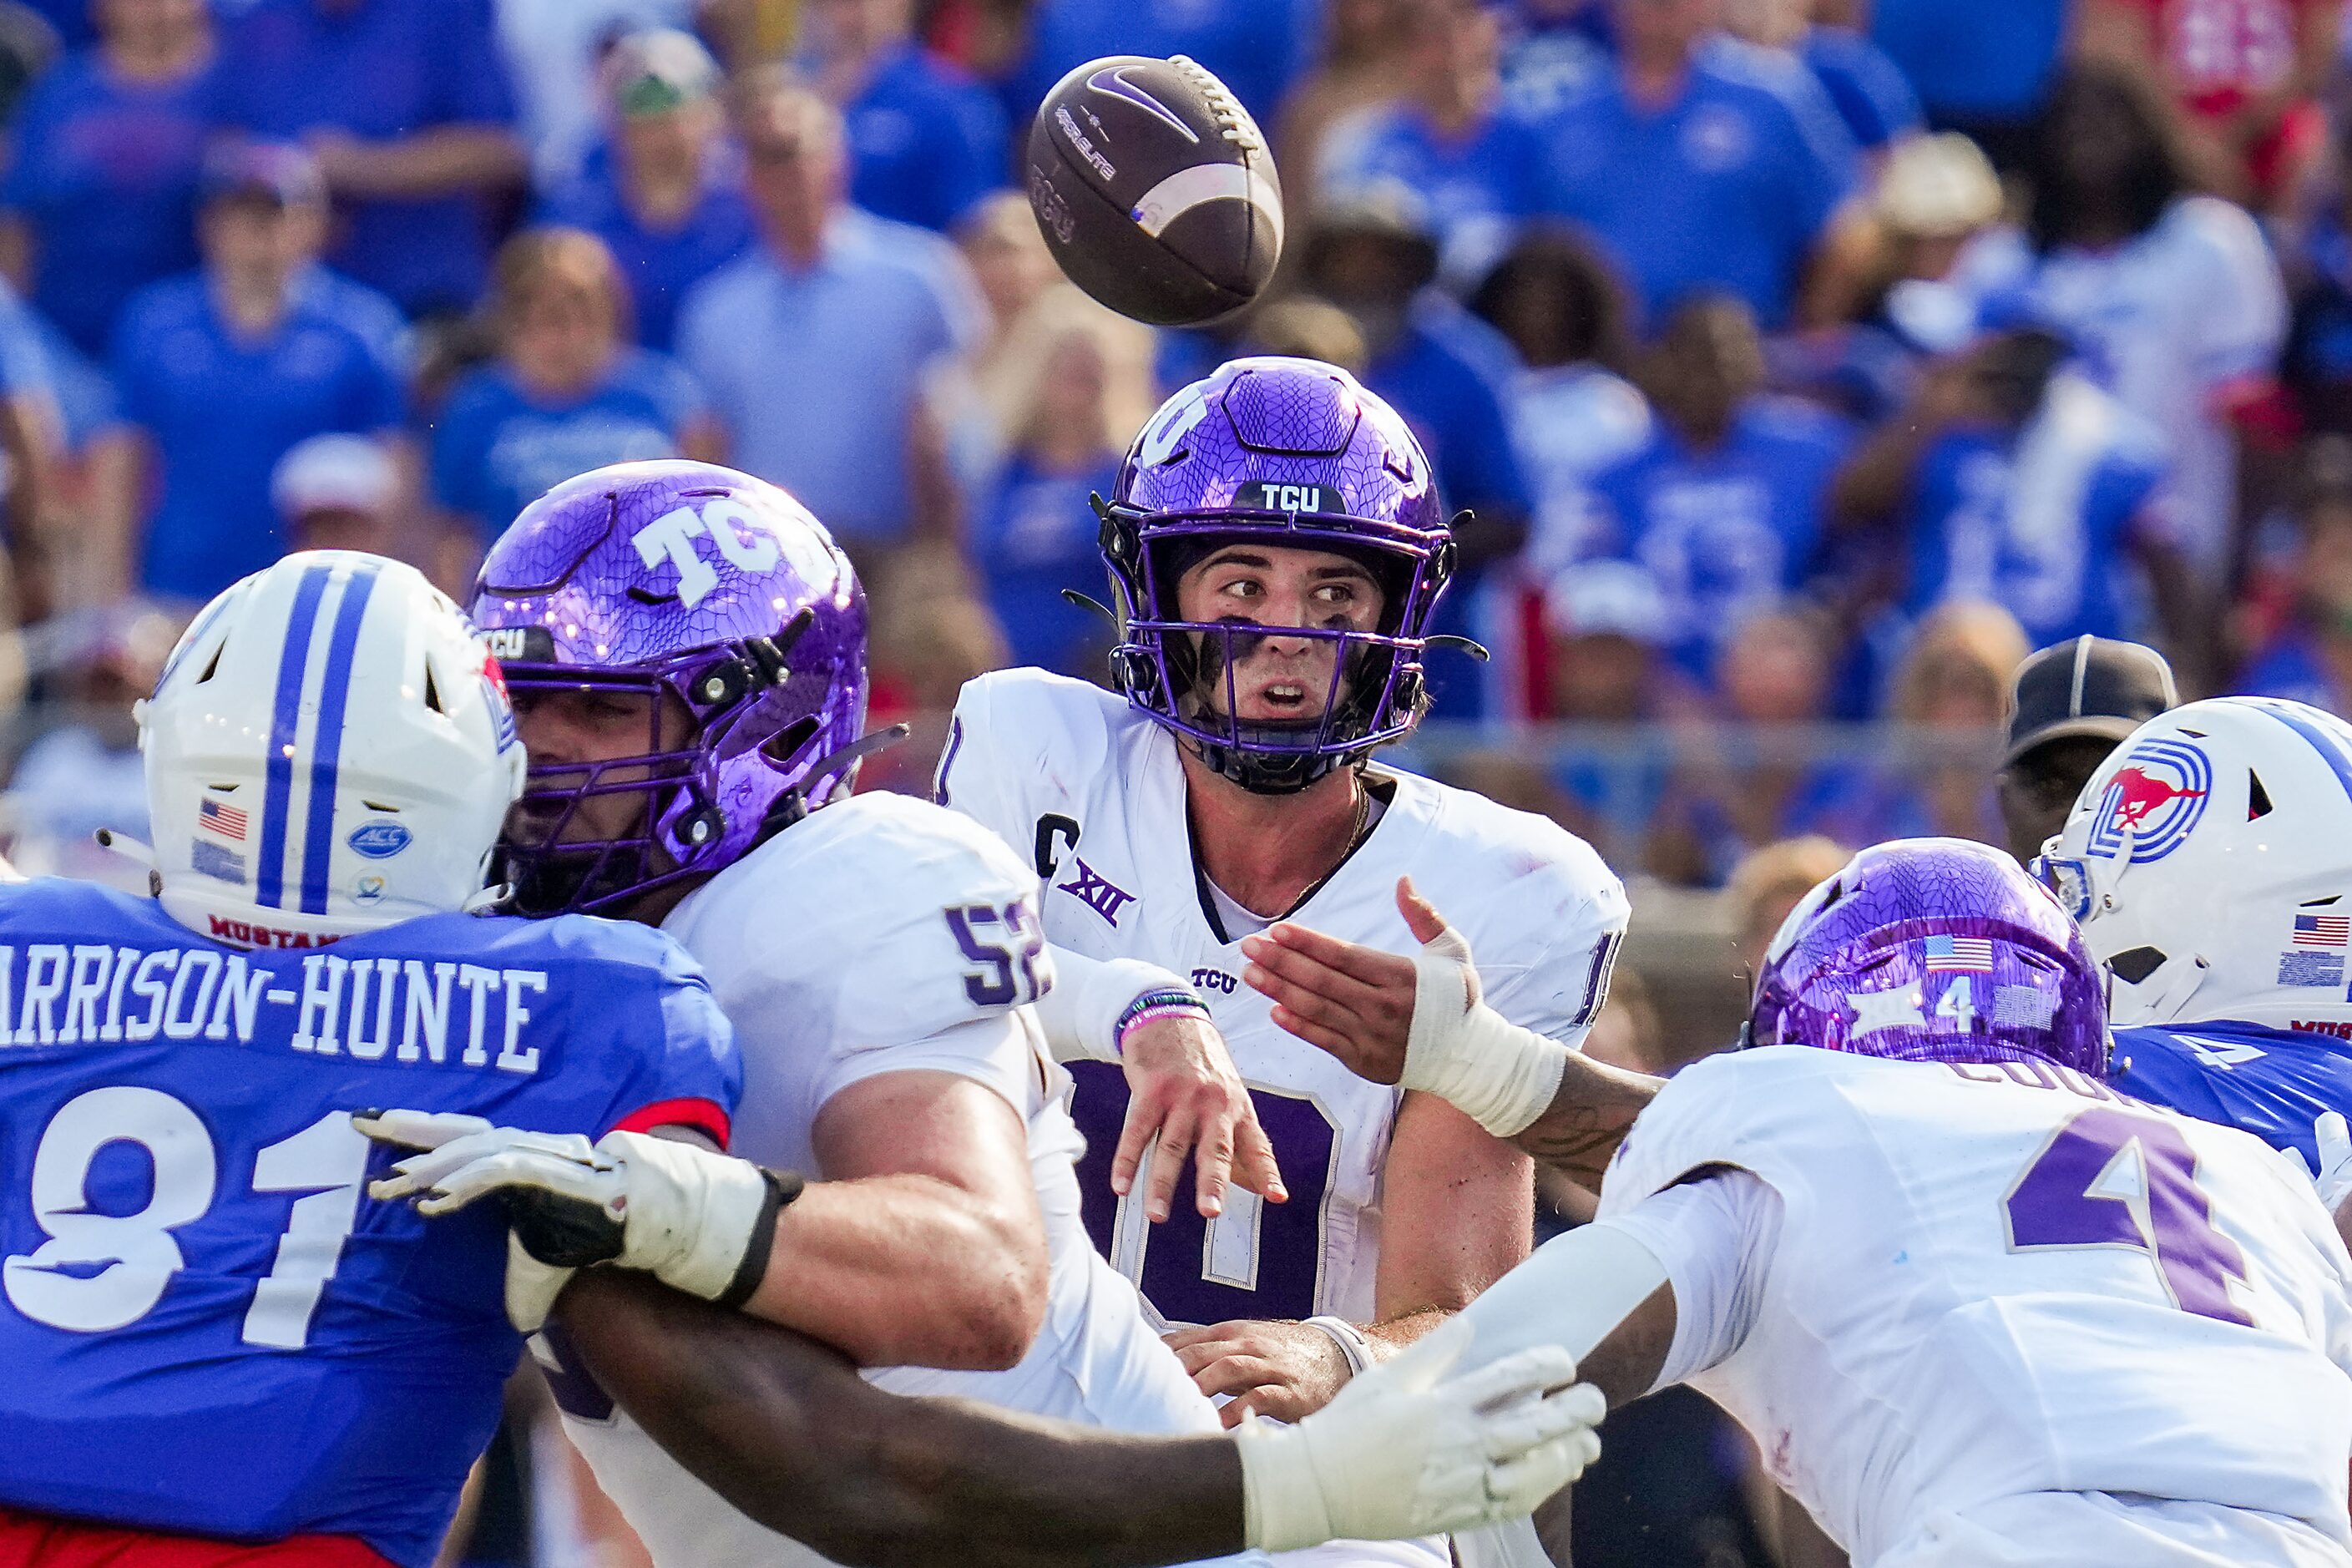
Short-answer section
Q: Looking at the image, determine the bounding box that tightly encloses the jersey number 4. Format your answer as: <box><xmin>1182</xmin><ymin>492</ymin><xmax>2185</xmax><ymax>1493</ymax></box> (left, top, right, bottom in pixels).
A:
<box><xmin>2004</xmin><ymin>1104</ymin><xmax>2253</xmax><ymax>1326</ymax></box>
<box><xmin>4</xmin><ymin>1087</ymin><xmax>368</xmax><ymax>1347</ymax></box>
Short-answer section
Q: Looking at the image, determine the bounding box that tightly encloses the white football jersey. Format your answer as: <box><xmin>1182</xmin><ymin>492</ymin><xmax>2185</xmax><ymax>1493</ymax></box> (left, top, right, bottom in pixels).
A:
<box><xmin>1597</xmin><ymin>1046</ymin><xmax>2352</xmax><ymax>1566</ymax></box>
<box><xmin>544</xmin><ymin>791</ymin><xmax>1262</xmax><ymax>1568</ymax></box>
<box><xmin>936</xmin><ymin>669</ymin><xmax>1630</xmax><ymax>1328</ymax></box>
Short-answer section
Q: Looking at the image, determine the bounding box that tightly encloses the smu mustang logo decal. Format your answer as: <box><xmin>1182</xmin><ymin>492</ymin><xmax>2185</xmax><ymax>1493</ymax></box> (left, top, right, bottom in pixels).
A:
<box><xmin>2086</xmin><ymin>738</ymin><xmax>2211</xmax><ymax>862</ymax></box>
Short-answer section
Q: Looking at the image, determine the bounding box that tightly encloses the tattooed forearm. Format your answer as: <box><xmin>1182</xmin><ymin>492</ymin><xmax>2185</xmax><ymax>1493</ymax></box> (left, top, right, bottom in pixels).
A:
<box><xmin>1513</xmin><ymin>1056</ymin><xmax>1662</xmax><ymax>1186</ymax></box>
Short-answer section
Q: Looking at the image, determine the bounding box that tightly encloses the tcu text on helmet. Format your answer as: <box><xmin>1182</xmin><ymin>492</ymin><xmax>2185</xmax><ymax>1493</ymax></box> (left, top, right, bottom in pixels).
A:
<box><xmin>631</xmin><ymin>499</ymin><xmax>782</xmax><ymax>609</ymax></box>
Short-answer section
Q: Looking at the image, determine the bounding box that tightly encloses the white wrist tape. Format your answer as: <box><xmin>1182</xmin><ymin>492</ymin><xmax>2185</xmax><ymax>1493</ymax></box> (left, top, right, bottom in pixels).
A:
<box><xmin>1404</xmin><ymin>926</ymin><xmax>1571</xmax><ymax>1139</ymax></box>
<box><xmin>1032</xmin><ymin>948</ymin><xmax>1200</xmax><ymax>1064</ymax></box>
<box><xmin>1302</xmin><ymin>1315</ymin><xmax>1376</xmax><ymax>1377</ymax></box>
<box><xmin>599</xmin><ymin>1130</ymin><xmax>776</xmax><ymax>1302</ymax></box>
<box><xmin>1234</xmin><ymin>1416</ymin><xmax>1336</xmax><ymax>1551</ymax></box>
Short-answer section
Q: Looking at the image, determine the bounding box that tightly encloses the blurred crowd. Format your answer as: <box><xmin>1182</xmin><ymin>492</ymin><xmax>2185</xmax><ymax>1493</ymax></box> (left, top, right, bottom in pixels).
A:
<box><xmin>0</xmin><ymin>0</ymin><xmax>2343</xmax><ymax>896</ymax></box>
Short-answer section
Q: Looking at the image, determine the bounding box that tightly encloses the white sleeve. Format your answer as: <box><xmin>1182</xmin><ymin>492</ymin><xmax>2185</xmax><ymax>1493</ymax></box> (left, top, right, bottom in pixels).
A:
<box><xmin>1474</xmin><ymin>844</ymin><xmax>1630</xmax><ymax>1050</ymax></box>
<box><xmin>1031</xmin><ymin>944</ymin><xmax>1201</xmax><ymax>1064</ymax></box>
<box><xmin>813</xmin><ymin>1009</ymin><xmax>1044</xmax><ymax>1122</ymax></box>
<box><xmin>1597</xmin><ymin>1169</ymin><xmax>1783</xmax><ymax>1390</ymax></box>
<box><xmin>2178</xmin><ymin>198</ymin><xmax>2286</xmax><ymax>394</ymax></box>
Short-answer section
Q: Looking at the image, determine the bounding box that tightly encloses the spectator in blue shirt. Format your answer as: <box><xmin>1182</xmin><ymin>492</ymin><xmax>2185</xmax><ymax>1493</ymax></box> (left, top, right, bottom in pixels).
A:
<box><xmin>92</xmin><ymin>142</ymin><xmax>410</xmax><ymax>604</ymax></box>
<box><xmin>1297</xmin><ymin>188</ymin><xmax>1535</xmax><ymax>717</ymax></box>
<box><xmin>1586</xmin><ymin>294</ymin><xmax>1856</xmax><ymax>685</ymax></box>
<box><xmin>802</xmin><ymin>0</ymin><xmax>1009</xmax><ymax>233</ymax></box>
<box><xmin>211</xmin><ymin>0</ymin><xmax>528</xmax><ymax>318</ymax></box>
<box><xmin>1000</xmin><ymin>0</ymin><xmax>1318</xmax><ymax>131</ymax></box>
<box><xmin>1828</xmin><ymin>326</ymin><xmax>2201</xmax><ymax>676</ymax></box>
<box><xmin>430</xmin><ymin>228</ymin><xmax>718</xmax><ymax>577</ymax></box>
<box><xmin>1721</xmin><ymin>0</ymin><xmax>1921</xmax><ymax>151</ymax></box>
<box><xmin>675</xmin><ymin>70</ymin><xmax>979</xmax><ymax>555</ymax></box>
<box><xmin>1313</xmin><ymin>0</ymin><xmax>1549</xmax><ymax>288</ymax></box>
<box><xmin>0</xmin><ymin>0</ymin><xmax>215</xmax><ymax>358</ymax></box>
<box><xmin>1530</xmin><ymin>0</ymin><xmax>1862</xmax><ymax>330</ymax></box>
<box><xmin>535</xmin><ymin>29</ymin><xmax>754</xmax><ymax>352</ymax></box>
<box><xmin>968</xmin><ymin>291</ymin><xmax>1155</xmax><ymax>675</ymax></box>
<box><xmin>2238</xmin><ymin>438</ymin><xmax>2352</xmax><ymax>711</ymax></box>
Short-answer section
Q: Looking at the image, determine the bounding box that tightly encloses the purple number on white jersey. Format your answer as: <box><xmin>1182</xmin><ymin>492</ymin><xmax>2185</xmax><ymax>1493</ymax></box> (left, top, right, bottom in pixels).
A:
<box><xmin>1067</xmin><ymin>1062</ymin><xmax>1338</xmax><ymax>1323</ymax></box>
<box><xmin>2005</xmin><ymin>1104</ymin><xmax>2253</xmax><ymax>1325</ymax></box>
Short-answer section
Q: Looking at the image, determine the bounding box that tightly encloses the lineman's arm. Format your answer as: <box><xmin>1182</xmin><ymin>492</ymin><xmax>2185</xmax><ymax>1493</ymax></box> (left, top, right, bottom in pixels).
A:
<box><xmin>1242</xmin><ymin>878</ymin><xmax>1661</xmax><ymax>1186</ymax></box>
<box><xmin>557</xmin><ymin>1269</ymin><xmax>1605</xmax><ymax>1568</ymax></box>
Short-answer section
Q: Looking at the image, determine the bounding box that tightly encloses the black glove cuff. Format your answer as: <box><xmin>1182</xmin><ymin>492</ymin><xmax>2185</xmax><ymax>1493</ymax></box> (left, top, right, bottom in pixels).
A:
<box><xmin>716</xmin><ymin>1166</ymin><xmax>806</xmax><ymax>1309</ymax></box>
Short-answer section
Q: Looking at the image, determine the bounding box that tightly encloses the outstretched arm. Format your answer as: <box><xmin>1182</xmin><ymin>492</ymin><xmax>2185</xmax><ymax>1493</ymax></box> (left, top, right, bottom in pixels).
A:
<box><xmin>1242</xmin><ymin>878</ymin><xmax>1662</xmax><ymax>1186</ymax></box>
<box><xmin>559</xmin><ymin>1270</ymin><xmax>1247</xmax><ymax>1568</ymax></box>
<box><xmin>557</xmin><ymin>1270</ymin><xmax>1603</xmax><ymax>1568</ymax></box>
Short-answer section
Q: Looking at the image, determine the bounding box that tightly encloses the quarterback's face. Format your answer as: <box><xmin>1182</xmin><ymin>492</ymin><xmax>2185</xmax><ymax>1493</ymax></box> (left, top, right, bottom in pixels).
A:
<box><xmin>507</xmin><ymin>686</ymin><xmax>694</xmax><ymax>848</ymax></box>
<box><xmin>1175</xmin><ymin>544</ymin><xmax>1386</xmax><ymax>723</ymax></box>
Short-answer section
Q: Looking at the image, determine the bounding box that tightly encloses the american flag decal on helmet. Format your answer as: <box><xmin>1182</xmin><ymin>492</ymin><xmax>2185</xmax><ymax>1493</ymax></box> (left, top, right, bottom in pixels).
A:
<box><xmin>1924</xmin><ymin>935</ymin><xmax>1995</xmax><ymax>972</ymax></box>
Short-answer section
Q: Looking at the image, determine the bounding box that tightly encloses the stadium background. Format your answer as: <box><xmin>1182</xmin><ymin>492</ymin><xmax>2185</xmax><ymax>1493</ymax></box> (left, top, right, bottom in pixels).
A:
<box><xmin>0</xmin><ymin>0</ymin><xmax>2313</xmax><ymax>1559</ymax></box>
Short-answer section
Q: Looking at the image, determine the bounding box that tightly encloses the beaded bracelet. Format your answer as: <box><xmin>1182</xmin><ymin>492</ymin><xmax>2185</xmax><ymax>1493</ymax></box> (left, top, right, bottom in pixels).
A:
<box><xmin>1112</xmin><ymin>988</ymin><xmax>1213</xmax><ymax>1056</ymax></box>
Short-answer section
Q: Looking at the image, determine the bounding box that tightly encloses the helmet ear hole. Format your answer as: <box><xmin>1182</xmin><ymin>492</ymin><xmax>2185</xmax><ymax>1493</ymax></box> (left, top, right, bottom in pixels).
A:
<box><xmin>2248</xmin><ymin>770</ymin><xmax>2274</xmax><ymax>820</ymax></box>
<box><xmin>2107</xmin><ymin>945</ymin><xmax>2168</xmax><ymax>984</ymax></box>
<box><xmin>195</xmin><ymin>642</ymin><xmax>225</xmax><ymax>685</ymax></box>
<box><xmin>761</xmin><ymin>715</ymin><xmax>820</xmax><ymax>765</ymax></box>
<box><xmin>422</xmin><ymin>662</ymin><xmax>445</xmax><ymax>716</ymax></box>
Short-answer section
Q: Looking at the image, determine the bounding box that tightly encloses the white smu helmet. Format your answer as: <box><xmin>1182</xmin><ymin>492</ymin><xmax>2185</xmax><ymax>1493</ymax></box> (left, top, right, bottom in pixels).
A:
<box><xmin>138</xmin><ymin>551</ymin><xmax>527</xmax><ymax>948</ymax></box>
<box><xmin>2039</xmin><ymin>695</ymin><xmax>2352</xmax><ymax>1029</ymax></box>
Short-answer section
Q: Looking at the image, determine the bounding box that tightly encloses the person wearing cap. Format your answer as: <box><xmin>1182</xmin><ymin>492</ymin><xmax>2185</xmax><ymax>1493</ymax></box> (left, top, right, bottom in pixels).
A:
<box><xmin>1526</xmin><ymin>0</ymin><xmax>1865</xmax><ymax>331</ymax></box>
<box><xmin>91</xmin><ymin>140</ymin><xmax>410</xmax><ymax>604</ymax></box>
<box><xmin>429</xmin><ymin>227</ymin><xmax>718</xmax><ymax>575</ymax></box>
<box><xmin>0</xmin><ymin>0</ymin><xmax>215</xmax><ymax>361</ymax></box>
<box><xmin>272</xmin><ymin>430</ymin><xmax>400</xmax><ymax>557</ymax></box>
<box><xmin>1311</xmin><ymin>0</ymin><xmax>1549</xmax><ymax>291</ymax></box>
<box><xmin>534</xmin><ymin>28</ymin><xmax>755</xmax><ymax>354</ymax></box>
<box><xmin>210</xmin><ymin>0</ymin><xmax>527</xmax><ymax>320</ymax></box>
<box><xmin>1296</xmin><ymin>181</ymin><xmax>1533</xmax><ymax>718</ymax></box>
<box><xmin>1995</xmin><ymin>634</ymin><xmax>2179</xmax><ymax>862</ymax></box>
<box><xmin>799</xmin><ymin>0</ymin><xmax>1009</xmax><ymax>234</ymax></box>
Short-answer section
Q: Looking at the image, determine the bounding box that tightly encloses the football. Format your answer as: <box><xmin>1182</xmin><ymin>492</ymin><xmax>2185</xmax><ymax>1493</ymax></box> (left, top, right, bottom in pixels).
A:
<box><xmin>1024</xmin><ymin>54</ymin><xmax>1284</xmax><ymax>327</ymax></box>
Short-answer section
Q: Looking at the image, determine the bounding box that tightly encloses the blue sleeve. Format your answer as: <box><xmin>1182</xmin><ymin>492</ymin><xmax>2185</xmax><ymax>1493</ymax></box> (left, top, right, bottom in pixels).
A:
<box><xmin>1842</xmin><ymin>38</ymin><xmax>1922</xmax><ymax>143</ymax></box>
<box><xmin>1767</xmin><ymin>81</ymin><xmax>1860</xmax><ymax>247</ymax></box>
<box><xmin>344</xmin><ymin>327</ymin><xmax>408</xmax><ymax>431</ymax></box>
<box><xmin>597</xmin><ymin>929</ymin><xmax>743</xmax><ymax>1143</ymax></box>
<box><xmin>435</xmin><ymin>0</ymin><xmax>518</xmax><ymax>127</ymax></box>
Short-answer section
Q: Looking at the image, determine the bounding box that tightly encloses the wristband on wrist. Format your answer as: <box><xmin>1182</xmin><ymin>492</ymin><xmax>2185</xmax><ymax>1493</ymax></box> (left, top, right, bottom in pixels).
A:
<box><xmin>1112</xmin><ymin>988</ymin><xmax>1211</xmax><ymax>1056</ymax></box>
<box><xmin>714</xmin><ymin>1166</ymin><xmax>806</xmax><ymax>1309</ymax></box>
<box><xmin>1301</xmin><ymin>1314</ymin><xmax>1376</xmax><ymax>1377</ymax></box>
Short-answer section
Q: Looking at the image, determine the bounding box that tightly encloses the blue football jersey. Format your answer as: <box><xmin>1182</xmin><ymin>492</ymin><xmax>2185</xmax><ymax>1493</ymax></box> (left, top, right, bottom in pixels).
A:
<box><xmin>0</xmin><ymin>879</ymin><xmax>740</xmax><ymax>1567</ymax></box>
<box><xmin>2112</xmin><ymin>1018</ymin><xmax>2352</xmax><ymax>1165</ymax></box>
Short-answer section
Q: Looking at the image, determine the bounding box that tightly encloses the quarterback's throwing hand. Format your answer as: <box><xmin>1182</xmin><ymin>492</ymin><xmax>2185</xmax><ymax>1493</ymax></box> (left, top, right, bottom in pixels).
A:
<box><xmin>1115</xmin><ymin>1011</ymin><xmax>1286</xmax><ymax>1221</ymax></box>
<box><xmin>1233</xmin><ymin>1314</ymin><xmax>1604</xmax><ymax>1552</ymax></box>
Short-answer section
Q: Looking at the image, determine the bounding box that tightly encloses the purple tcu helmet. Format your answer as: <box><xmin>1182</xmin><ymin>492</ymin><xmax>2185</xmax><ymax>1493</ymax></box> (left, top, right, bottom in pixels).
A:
<box><xmin>1099</xmin><ymin>356</ymin><xmax>1457</xmax><ymax>793</ymax></box>
<box><xmin>471</xmin><ymin>459</ymin><xmax>869</xmax><ymax>914</ymax></box>
<box><xmin>1747</xmin><ymin>837</ymin><xmax>2109</xmax><ymax>1077</ymax></box>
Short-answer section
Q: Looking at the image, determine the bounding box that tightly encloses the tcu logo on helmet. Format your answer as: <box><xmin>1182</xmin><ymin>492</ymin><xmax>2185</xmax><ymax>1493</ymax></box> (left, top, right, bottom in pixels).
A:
<box><xmin>631</xmin><ymin>499</ymin><xmax>782</xmax><ymax>609</ymax></box>
<box><xmin>2086</xmin><ymin>737</ymin><xmax>2212</xmax><ymax>862</ymax></box>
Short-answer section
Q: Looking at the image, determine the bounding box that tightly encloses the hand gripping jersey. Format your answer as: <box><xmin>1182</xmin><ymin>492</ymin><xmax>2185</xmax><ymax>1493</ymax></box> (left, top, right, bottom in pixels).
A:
<box><xmin>1598</xmin><ymin>1046</ymin><xmax>2352</xmax><ymax>1566</ymax></box>
<box><xmin>546</xmin><ymin>792</ymin><xmax>1267</xmax><ymax>1568</ymax></box>
<box><xmin>2113</xmin><ymin>1019</ymin><xmax>2352</xmax><ymax>1166</ymax></box>
<box><xmin>936</xmin><ymin>669</ymin><xmax>1630</xmax><ymax>1328</ymax></box>
<box><xmin>0</xmin><ymin>878</ymin><xmax>739</xmax><ymax>1568</ymax></box>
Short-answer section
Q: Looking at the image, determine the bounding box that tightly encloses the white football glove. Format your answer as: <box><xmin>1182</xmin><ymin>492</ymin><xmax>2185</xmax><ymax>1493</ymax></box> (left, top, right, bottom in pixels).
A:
<box><xmin>1233</xmin><ymin>1315</ymin><xmax>1604</xmax><ymax>1551</ymax></box>
<box><xmin>1404</xmin><ymin>925</ymin><xmax>1573</xmax><ymax>1139</ymax></box>
<box><xmin>357</xmin><ymin>1110</ymin><xmax>793</xmax><ymax>1333</ymax></box>
<box><xmin>2289</xmin><ymin>1110</ymin><xmax>2352</xmax><ymax>1217</ymax></box>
